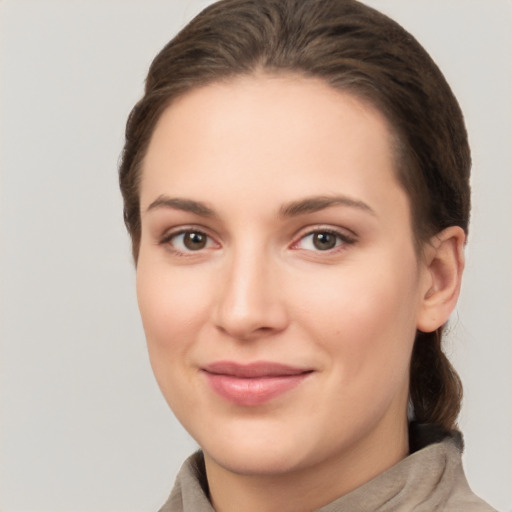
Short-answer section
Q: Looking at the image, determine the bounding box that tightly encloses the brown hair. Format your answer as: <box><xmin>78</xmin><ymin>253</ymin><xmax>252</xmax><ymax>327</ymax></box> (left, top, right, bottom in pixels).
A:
<box><xmin>119</xmin><ymin>0</ymin><xmax>469</xmax><ymax>432</ymax></box>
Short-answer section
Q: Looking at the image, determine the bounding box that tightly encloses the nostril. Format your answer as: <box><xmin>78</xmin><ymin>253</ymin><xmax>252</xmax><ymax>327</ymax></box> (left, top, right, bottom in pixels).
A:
<box><xmin>212</xmin><ymin>266</ymin><xmax>289</xmax><ymax>339</ymax></box>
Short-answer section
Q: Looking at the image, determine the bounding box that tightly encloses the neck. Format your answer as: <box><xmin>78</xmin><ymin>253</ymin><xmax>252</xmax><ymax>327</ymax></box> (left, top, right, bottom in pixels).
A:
<box><xmin>204</xmin><ymin>417</ymin><xmax>409</xmax><ymax>512</ymax></box>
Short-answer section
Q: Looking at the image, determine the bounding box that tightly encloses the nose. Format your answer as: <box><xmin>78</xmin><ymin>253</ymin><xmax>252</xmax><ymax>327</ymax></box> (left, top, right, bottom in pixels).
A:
<box><xmin>213</xmin><ymin>247</ymin><xmax>289</xmax><ymax>341</ymax></box>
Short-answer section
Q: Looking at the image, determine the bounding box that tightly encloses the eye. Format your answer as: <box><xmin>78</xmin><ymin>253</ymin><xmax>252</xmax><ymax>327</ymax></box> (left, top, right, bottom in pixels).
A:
<box><xmin>162</xmin><ymin>229</ymin><xmax>216</xmax><ymax>253</ymax></box>
<box><xmin>294</xmin><ymin>229</ymin><xmax>355</xmax><ymax>252</ymax></box>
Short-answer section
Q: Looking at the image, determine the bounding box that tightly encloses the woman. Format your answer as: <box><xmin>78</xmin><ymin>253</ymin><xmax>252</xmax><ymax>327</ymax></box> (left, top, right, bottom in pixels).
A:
<box><xmin>119</xmin><ymin>0</ymin><xmax>496</xmax><ymax>510</ymax></box>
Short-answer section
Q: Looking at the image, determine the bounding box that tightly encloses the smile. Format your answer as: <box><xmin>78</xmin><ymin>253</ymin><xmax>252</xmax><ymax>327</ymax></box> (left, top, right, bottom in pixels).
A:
<box><xmin>201</xmin><ymin>361</ymin><xmax>313</xmax><ymax>406</ymax></box>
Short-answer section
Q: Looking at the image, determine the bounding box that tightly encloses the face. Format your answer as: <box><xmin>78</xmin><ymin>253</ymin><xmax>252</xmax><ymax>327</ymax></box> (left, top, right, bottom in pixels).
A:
<box><xmin>136</xmin><ymin>75</ymin><xmax>431</xmax><ymax>479</ymax></box>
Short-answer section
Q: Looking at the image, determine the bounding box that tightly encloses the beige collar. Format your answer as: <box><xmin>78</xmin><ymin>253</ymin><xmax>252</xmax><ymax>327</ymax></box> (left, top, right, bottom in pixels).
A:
<box><xmin>159</xmin><ymin>437</ymin><xmax>494</xmax><ymax>512</ymax></box>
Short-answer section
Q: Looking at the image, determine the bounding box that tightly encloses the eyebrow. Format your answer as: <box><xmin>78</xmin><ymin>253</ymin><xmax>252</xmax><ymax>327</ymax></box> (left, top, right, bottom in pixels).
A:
<box><xmin>146</xmin><ymin>195</ymin><xmax>216</xmax><ymax>217</ymax></box>
<box><xmin>145</xmin><ymin>194</ymin><xmax>375</xmax><ymax>218</ymax></box>
<box><xmin>279</xmin><ymin>195</ymin><xmax>376</xmax><ymax>217</ymax></box>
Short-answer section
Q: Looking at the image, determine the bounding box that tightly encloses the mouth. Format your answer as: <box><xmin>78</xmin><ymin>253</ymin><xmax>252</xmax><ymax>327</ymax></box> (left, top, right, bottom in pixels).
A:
<box><xmin>201</xmin><ymin>361</ymin><xmax>313</xmax><ymax>406</ymax></box>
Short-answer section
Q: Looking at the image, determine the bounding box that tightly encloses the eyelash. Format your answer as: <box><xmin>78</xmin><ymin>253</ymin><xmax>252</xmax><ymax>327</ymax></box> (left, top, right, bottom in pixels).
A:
<box><xmin>159</xmin><ymin>227</ymin><xmax>356</xmax><ymax>256</ymax></box>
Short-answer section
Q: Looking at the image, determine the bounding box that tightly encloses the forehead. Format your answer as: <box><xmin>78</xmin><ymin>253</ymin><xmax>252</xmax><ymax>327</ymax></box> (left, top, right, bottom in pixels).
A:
<box><xmin>140</xmin><ymin>74</ymin><xmax>406</xmax><ymax>219</ymax></box>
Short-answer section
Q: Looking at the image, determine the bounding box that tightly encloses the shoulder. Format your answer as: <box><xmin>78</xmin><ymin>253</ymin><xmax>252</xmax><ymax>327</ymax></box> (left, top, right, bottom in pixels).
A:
<box><xmin>409</xmin><ymin>424</ymin><xmax>497</xmax><ymax>511</ymax></box>
<box><xmin>158</xmin><ymin>452</ymin><xmax>213</xmax><ymax>512</ymax></box>
<box><xmin>442</xmin><ymin>448</ymin><xmax>497</xmax><ymax>512</ymax></box>
<box><xmin>423</xmin><ymin>433</ymin><xmax>497</xmax><ymax>512</ymax></box>
<box><xmin>444</xmin><ymin>483</ymin><xmax>497</xmax><ymax>512</ymax></box>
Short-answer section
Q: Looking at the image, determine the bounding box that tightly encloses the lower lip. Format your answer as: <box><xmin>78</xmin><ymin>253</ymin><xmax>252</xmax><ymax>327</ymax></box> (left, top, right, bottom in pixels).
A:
<box><xmin>203</xmin><ymin>372</ymin><xmax>310</xmax><ymax>406</ymax></box>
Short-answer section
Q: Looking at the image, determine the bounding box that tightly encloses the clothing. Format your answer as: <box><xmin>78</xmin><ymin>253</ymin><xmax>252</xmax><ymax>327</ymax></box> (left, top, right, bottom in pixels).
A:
<box><xmin>159</xmin><ymin>426</ymin><xmax>496</xmax><ymax>512</ymax></box>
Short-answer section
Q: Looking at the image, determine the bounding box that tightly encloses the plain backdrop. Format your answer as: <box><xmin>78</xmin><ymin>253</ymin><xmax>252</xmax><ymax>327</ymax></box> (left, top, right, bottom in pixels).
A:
<box><xmin>1</xmin><ymin>1</ymin><xmax>511</xmax><ymax>511</ymax></box>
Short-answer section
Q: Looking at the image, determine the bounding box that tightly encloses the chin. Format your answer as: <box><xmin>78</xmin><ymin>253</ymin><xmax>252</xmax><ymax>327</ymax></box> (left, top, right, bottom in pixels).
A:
<box><xmin>195</xmin><ymin>417</ymin><xmax>329</xmax><ymax>477</ymax></box>
<box><xmin>207</xmin><ymin>442</ymin><xmax>308</xmax><ymax>476</ymax></box>
<box><xmin>196</xmin><ymin>421</ymin><xmax>346</xmax><ymax>476</ymax></box>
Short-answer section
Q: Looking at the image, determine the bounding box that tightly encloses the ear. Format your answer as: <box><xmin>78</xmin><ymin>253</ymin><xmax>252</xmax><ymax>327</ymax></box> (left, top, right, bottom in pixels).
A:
<box><xmin>416</xmin><ymin>226</ymin><xmax>466</xmax><ymax>333</ymax></box>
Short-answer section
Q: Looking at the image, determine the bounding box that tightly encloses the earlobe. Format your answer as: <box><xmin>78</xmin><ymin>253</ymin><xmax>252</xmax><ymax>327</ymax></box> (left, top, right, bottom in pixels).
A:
<box><xmin>417</xmin><ymin>226</ymin><xmax>466</xmax><ymax>333</ymax></box>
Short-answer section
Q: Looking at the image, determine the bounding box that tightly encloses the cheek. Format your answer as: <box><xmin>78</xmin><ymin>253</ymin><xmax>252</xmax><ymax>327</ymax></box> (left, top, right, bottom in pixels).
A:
<box><xmin>135</xmin><ymin>259</ymin><xmax>212</xmax><ymax>379</ymax></box>
<box><xmin>135</xmin><ymin>258</ymin><xmax>222</xmax><ymax>423</ymax></box>
<box><xmin>291</xmin><ymin>254</ymin><xmax>420</xmax><ymax>386</ymax></box>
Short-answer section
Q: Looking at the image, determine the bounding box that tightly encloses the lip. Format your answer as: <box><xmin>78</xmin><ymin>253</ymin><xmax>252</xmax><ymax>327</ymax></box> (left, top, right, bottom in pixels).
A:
<box><xmin>201</xmin><ymin>361</ymin><xmax>313</xmax><ymax>406</ymax></box>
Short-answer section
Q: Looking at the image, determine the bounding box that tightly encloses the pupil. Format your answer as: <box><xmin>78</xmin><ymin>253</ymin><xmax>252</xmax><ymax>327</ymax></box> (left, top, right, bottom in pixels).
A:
<box><xmin>313</xmin><ymin>232</ymin><xmax>336</xmax><ymax>250</ymax></box>
<box><xmin>184</xmin><ymin>232</ymin><xmax>206</xmax><ymax>250</ymax></box>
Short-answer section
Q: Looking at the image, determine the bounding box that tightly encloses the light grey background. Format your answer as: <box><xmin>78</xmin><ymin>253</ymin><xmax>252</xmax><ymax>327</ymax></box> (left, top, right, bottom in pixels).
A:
<box><xmin>0</xmin><ymin>1</ymin><xmax>510</xmax><ymax>511</ymax></box>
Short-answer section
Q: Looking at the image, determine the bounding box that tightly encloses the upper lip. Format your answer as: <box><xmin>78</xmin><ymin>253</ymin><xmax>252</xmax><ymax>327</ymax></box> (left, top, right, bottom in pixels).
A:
<box><xmin>202</xmin><ymin>361</ymin><xmax>312</xmax><ymax>378</ymax></box>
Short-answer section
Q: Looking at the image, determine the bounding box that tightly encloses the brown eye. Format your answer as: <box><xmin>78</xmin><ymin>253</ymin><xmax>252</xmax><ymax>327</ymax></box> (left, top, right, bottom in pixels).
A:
<box><xmin>164</xmin><ymin>230</ymin><xmax>215</xmax><ymax>253</ymax></box>
<box><xmin>312</xmin><ymin>232</ymin><xmax>337</xmax><ymax>250</ymax></box>
<box><xmin>294</xmin><ymin>229</ymin><xmax>355</xmax><ymax>253</ymax></box>
<box><xmin>183</xmin><ymin>231</ymin><xmax>207</xmax><ymax>250</ymax></box>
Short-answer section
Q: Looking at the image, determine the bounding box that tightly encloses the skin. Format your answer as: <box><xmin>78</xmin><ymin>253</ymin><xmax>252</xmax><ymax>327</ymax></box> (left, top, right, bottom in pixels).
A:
<box><xmin>136</xmin><ymin>74</ymin><xmax>465</xmax><ymax>512</ymax></box>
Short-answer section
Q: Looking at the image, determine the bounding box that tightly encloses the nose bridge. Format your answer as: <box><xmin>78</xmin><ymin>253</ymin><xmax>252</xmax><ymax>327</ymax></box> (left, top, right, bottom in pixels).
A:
<box><xmin>214</xmin><ymin>238</ymin><xmax>287</xmax><ymax>339</ymax></box>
